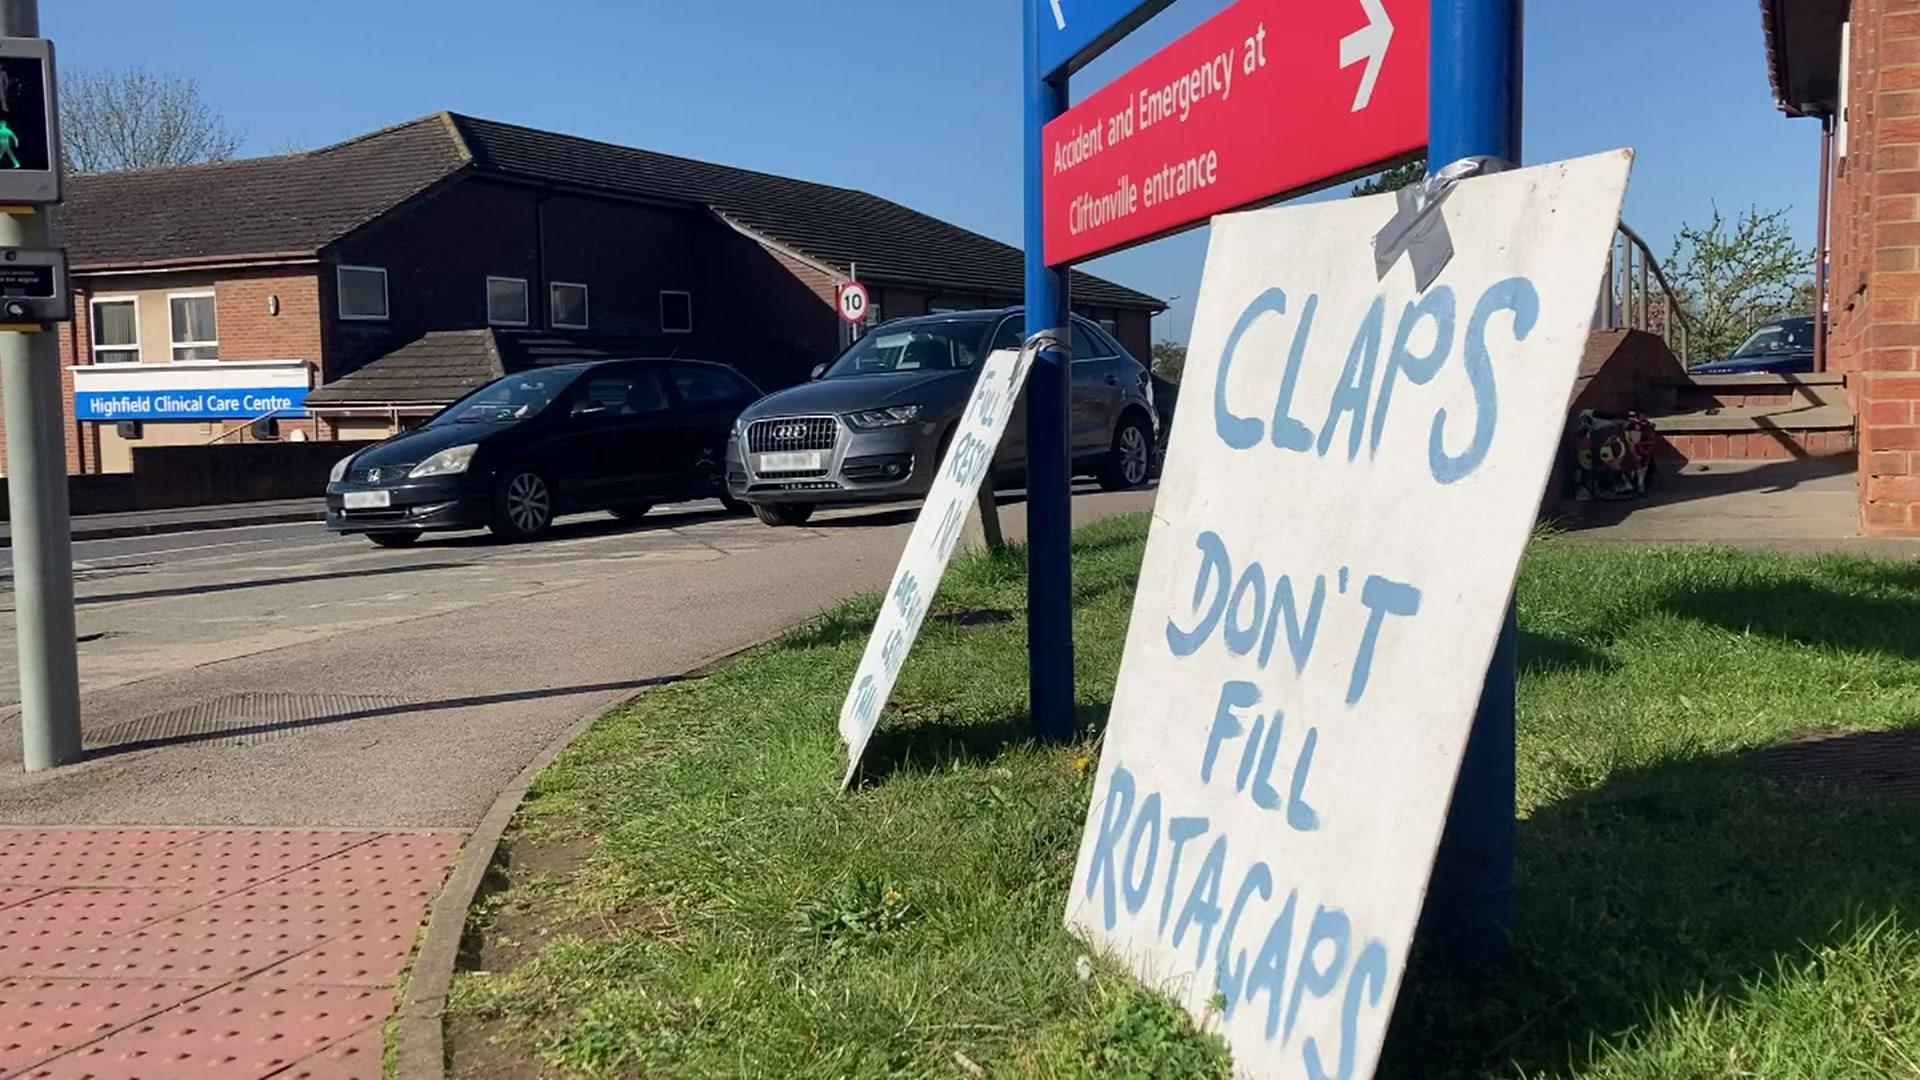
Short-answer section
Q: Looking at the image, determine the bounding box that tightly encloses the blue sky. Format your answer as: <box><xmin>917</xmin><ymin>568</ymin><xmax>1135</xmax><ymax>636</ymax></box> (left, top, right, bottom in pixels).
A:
<box><xmin>47</xmin><ymin>1</ymin><xmax>1820</xmax><ymax>344</ymax></box>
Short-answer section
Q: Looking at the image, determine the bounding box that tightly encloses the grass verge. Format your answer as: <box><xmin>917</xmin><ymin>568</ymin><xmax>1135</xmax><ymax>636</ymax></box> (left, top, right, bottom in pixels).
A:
<box><xmin>448</xmin><ymin>516</ymin><xmax>1920</xmax><ymax>1078</ymax></box>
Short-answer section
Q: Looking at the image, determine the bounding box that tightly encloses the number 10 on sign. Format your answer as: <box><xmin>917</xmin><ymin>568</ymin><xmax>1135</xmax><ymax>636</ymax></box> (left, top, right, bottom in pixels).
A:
<box><xmin>838</xmin><ymin>281</ymin><xmax>870</xmax><ymax>325</ymax></box>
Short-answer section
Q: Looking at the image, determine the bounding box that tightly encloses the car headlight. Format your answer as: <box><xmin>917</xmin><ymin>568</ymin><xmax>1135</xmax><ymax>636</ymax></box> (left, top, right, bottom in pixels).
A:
<box><xmin>845</xmin><ymin>404</ymin><xmax>922</xmax><ymax>429</ymax></box>
<box><xmin>409</xmin><ymin>444</ymin><xmax>479</xmax><ymax>478</ymax></box>
<box><xmin>329</xmin><ymin>454</ymin><xmax>354</xmax><ymax>483</ymax></box>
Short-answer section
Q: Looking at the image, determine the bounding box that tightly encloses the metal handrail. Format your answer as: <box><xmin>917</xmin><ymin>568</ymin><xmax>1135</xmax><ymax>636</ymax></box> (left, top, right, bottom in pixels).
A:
<box><xmin>204</xmin><ymin>408</ymin><xmax>282</xmax><ymax>444</ymax></box>
<box><xmin>1596</xmin><ymin>222</ymin><xmax>1691</xmax><ymax>365</ymax></box>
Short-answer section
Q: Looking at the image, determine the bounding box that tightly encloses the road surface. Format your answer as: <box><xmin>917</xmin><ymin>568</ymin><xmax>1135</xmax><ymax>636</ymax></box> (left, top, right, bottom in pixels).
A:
<box><xmin>0</xmin><ymin>490</ymin><xmax>1154</xmax><ymax>827</ymax></box>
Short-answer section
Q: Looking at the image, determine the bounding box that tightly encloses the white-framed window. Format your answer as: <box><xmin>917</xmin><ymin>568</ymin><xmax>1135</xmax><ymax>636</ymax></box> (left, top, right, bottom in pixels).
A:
<box><xmin>660</xmin><ymin>289</ymin><xmax>693</xmax><ymax>334</ymax></box>
<box><xmin>486</xmin><ymin>275</ymin><xmax>530</xmax><ymax>326</ymax></box>
<box><xmin>89</xmin><ymin>295</ymin><xmax>140</xmax><ymax>364</ymax></box>
<box><xmin>337</xmin><ymin>265</ymin><xmax>389</xmax><ymax>321</ymax></box>
<box><xmin>550</xmin><ymin>281</ymin><xmax>589</xmax><ymax>329</ymax></box>
<box><xmin>167</xmin><ymin>291</ymin><xmax>218</xmax><ymax>361</ymax></box>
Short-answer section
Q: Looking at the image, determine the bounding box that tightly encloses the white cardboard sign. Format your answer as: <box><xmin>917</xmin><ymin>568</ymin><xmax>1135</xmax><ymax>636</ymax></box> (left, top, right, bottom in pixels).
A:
<box><xmin>837</xmin><ymin>345</ymin><xmax>1035</xmax><ymax>788</ymax></box>
<box><xmin>1064</xmin><ymin>150</ymin><xmax>1632</xmax><ymax>1079</ymax></box>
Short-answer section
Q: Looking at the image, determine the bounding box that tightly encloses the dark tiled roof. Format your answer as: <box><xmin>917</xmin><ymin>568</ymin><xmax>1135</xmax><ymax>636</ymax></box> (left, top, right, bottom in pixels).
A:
<box><xmin>445</xmin><ymin>114</ymin><xmax>1160</xmax><ymax>311</ymax></box>
<box><xmin>306</xmin><ymin>329</ymin><xmax>754</xmax><ymax>408</ymax></box>
<box><xmin>66</xmin><ymin>111</ymin><xmax>1161</xmax><ymax>311</ymax></box>
<box><xmin>64</xmin><ymin>116</ymin><xmax>469</xmax><ymax>268</ymax></box>
<box><xmin>305</xmin><ymin>330</ymin><xmax>503</xmax><ymax>406</ymax></box>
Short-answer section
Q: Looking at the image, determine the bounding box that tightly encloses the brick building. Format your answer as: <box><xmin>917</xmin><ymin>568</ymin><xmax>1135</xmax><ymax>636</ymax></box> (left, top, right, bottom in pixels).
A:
<box><xmin>24</xmin><ymin>113</ymin><xmax>1160</xmax><ymax>475</ymax></box>
<box><xmin>1764</xmin><ymin>0</ymin><xmax>1920</xmax><ymax>534</ymax></box>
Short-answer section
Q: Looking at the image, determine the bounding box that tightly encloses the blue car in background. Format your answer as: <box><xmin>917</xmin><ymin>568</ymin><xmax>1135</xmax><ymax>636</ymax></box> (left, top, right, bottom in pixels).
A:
<box><xmin>1689</xmin><ymin>315</ymin><xmax>1817</xmax><ymax>374</ymax></box>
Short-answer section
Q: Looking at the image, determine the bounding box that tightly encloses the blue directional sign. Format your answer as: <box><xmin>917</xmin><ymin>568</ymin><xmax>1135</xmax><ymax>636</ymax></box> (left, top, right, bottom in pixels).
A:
<box><xmin>1034</xmin><ymin>0</ymin><xmax>1176</xmax><ymax>79</ymax></box>
<box><xmin>74</xmin><ymin>386</ymin><xmax>309</xmax><ymax>421</ymax></box>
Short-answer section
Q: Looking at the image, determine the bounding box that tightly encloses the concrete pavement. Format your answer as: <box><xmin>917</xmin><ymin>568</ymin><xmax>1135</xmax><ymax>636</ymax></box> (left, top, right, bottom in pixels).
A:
<box><xmin>1557</xmin><ymin>455</ymin><xmax>1920</xmax><ymax>557</ymax></box>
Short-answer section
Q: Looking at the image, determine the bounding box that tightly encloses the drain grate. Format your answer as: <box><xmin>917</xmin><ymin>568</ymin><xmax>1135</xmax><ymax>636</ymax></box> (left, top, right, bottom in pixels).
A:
<box><xmin>87</xmin><ymin>691</ymin><xmax>412</xmax><ymax>752</ymax></box>
<box><xmin>1759</xmin><ymin>729</ymin><xmax>1920</xmax><ymax>801</ymax></box>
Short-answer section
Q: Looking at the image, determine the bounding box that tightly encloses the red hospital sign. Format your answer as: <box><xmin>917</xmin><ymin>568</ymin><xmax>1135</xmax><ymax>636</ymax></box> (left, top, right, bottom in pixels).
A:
<box><xmin>1042</xmin><ymin>0</ymin><xmax>1427</xmax><ymax>266</ymax></box>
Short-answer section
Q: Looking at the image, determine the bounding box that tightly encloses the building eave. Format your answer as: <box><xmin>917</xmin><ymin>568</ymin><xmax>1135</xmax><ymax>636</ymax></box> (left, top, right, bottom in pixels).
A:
<box><xmin>73</xmin><ymin>252</ymin><xmax>321</xmax><ymax>275</ymax></box>
<box><xmin>1762</xmin><ymin>0</ymin><xmax>1846</xmax><ymax>118</ymax></box>
<box><xmin>305</xmin><ymin>401</ymin><xmax>451</xmax><ymax>412</ymax></box>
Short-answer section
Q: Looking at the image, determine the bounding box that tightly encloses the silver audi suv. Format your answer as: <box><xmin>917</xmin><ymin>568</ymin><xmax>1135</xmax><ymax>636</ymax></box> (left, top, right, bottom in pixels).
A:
<box><xmin>727</xmin><ymin>308</ymin><xmax>1157</xmax><ymax>526</ymax></box>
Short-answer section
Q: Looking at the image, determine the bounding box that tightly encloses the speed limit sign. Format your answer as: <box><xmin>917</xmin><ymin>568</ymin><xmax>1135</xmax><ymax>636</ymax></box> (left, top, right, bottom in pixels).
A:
<box><xmin>837</xmin><ymin>280</ymin><xmax>870</xmax><ymax>325</ymax></box>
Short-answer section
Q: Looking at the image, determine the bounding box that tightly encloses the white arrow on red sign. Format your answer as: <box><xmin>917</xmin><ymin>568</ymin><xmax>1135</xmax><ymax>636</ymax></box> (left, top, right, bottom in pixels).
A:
<box><xmin>1339</xmin><ymin>0</ymin><xmax>1395</xmax><ymax>112</ymax></box>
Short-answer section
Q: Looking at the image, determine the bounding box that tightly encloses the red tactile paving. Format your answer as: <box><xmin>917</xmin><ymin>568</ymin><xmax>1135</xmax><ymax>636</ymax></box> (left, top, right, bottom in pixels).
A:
<box><xmin>267</xmin><ymin>834</ymin><xmax>460</xmax><ymax>893</ymax></box>
<box><xmin>0</xmin><ymin>978</ymin><xmax>218</xmax><ymax>1075</ymax></box>
<box><xmin>0</xmin><ymin>924</ymin><xmax>322</xmax><ymax>983</ymax></box>
<box><xmin>83</xmin><ymin>831</ymin><xmax>381</xmax><ymax>892</ymax></box>
<box><xmin>273</xmin><ymin>1021</ymin><xmax>385</xmax><ymax>1080</ymax></box>
<box><xmin>0</xmin><ymin>888</ymin><xmax>52</xmax><ymax>913</ymax></box>
<box><xmin>22</xmin><ymin>983</ymin><xmax>390</xmax><ymax>1080</ymax></box>
<box><xmin>0</xmin><ymin>828</ymin><xmax>457</xmax><ymax>1079</ymax></box>
<box><xmin>0</xmin><ymin>832</ymin><xmax>208</xmax><ymax>889</ymax></box>
<box><xmin>253</xmin><ymin>931</ymin><xmax>417</xmax><ymax>988</ymax></box>
<box><xmin>0</xmin><ymin>889</ymin><xmax>218</xmax><ymax>937</ymax></box>
<box><xmin>192</xmin><ymin>888</ymin><xmax>428</xmax><ymax>937</ymax></box>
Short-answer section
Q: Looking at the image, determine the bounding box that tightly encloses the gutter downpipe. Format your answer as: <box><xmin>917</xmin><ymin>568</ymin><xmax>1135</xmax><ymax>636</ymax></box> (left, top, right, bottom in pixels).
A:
<box><xmin>1815</xmin><ymin>117</ymin><xmax>1832</xmax><ymax>373</ymax></box>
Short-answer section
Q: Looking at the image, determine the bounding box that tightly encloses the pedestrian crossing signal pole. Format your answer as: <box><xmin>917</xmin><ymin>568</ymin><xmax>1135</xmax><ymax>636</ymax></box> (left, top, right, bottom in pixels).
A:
<box><xmin>0</xmin><ymin>0</ymin><xmax>81</xmax><ymax>771</ymax></box>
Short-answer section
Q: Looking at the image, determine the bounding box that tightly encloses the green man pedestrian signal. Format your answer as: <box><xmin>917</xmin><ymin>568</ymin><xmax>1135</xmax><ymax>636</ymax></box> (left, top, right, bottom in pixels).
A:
<box><xmin>0</xmin><ymin>38</ymin><xmax>59</xmax><ymax>203</ymax></box>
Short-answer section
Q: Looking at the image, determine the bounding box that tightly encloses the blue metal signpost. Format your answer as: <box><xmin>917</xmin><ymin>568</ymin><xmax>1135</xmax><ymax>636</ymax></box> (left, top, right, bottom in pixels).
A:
<box><xmin>1033</xmin><ymin>0</ymin><xmax>1175</xmax><ymax>79</ymax></box>
<box><xmin>1023</xmin><ymin>0</ymin><xmax>1167</xmax><ymax>743</ymax></box>
<box><xmin>1024</xmin><ymin>0</ymin><xmax>1078</xmax><ymax>743</ymax></box>
<box><xmin>1426</xmin><ymin>0</ymin><xmax>1523</xmax><ymax>968</ymax></box>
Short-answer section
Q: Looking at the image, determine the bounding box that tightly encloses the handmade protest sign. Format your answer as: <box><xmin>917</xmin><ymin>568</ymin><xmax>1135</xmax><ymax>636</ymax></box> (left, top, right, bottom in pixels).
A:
<box><xmin>1063</xmin><ymin>150</ymin><xmax>1632</xmax><ymax>1079</ymax></box>
<box><xmin>836</xmin><ymin>345</ymin><xmax>1036</xmax><ymax>789</ymax></box>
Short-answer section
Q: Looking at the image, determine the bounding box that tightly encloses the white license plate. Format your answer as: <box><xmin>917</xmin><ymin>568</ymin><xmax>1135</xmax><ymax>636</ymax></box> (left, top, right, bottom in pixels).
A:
<box><xmin>757</xmin><ymin>451</ymin><xmax>824</xmax><ymax>472</ymax></box>
<box><xmin>344</xmin><ymin>490</ymin><xmax>392</xmax><ymax>510</ymax></box>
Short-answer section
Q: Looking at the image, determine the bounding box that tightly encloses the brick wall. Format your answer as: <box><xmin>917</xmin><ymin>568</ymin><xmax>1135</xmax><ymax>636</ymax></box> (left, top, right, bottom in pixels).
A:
<box><xmin>1835</xmin><ymin>1</ymin><xmax>1920</xmax><ymax>534</ymax></box>
<box><xmin>213</xmin><ymin>272</ymin><xmax>324</xmax><ymax>444</ymax></box>
<box><xmin>0</xmin><ymin>295</ymin><xmax>93</xmax><ymax>475</ymax></box>
<box><xmin>10</xmin><ymin>266</ymin><xmax>328</xmax><ymax>474</ymax></box>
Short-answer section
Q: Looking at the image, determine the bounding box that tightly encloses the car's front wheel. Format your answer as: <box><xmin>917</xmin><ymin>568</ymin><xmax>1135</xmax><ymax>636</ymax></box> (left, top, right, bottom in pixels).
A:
<box><xmin>491</xmin><ymin>467</ymin><xmax>555</xmax><ymax>542</ymax></box>
<box><xmin>752</xmin><ymin>502</ymin><xmax>815</xmax><ymax>527</ymax></box>
<box><xmin>1099</xmin><ymin>413</ymin><xmax>1154</xmax><ymax>491</ymax></box>
<box><xmin>366</xmin><ymin>531</ymin><xmax>419</xmax><ymax>549</ymax></box>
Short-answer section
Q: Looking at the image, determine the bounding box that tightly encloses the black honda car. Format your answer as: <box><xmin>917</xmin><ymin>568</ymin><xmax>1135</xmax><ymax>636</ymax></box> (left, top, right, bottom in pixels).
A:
<box><xmin>326</xmin><ymin>359</ymin><xmax>760</xmax><ymax>546</ymax></box>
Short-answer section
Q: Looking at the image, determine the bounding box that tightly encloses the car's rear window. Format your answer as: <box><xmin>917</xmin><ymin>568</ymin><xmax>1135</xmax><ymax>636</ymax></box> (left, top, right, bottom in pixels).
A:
<box><xmin>823</xmin><ymin>318</ymin><xmax>994</xmax><ymax>377</ymax></box>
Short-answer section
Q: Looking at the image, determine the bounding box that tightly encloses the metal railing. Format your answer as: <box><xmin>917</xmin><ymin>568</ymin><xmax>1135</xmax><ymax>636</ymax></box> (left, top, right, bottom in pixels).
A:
<box><xmin>204</xmin><ymin>409</ymin><xmax>284</xmax><ymax>444</ymax></box>
<box><xmin>1594</xmin><ymin>222</ymin><xmax>1691</xmax><ymax>366</ymax></box>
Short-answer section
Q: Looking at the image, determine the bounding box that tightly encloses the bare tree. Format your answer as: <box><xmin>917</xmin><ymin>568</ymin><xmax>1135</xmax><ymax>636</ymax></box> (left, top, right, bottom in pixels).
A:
<box><xmin>60</xmin><ymin>67</ymin><xmax>241</xmax><ymax>173</ymax></box>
